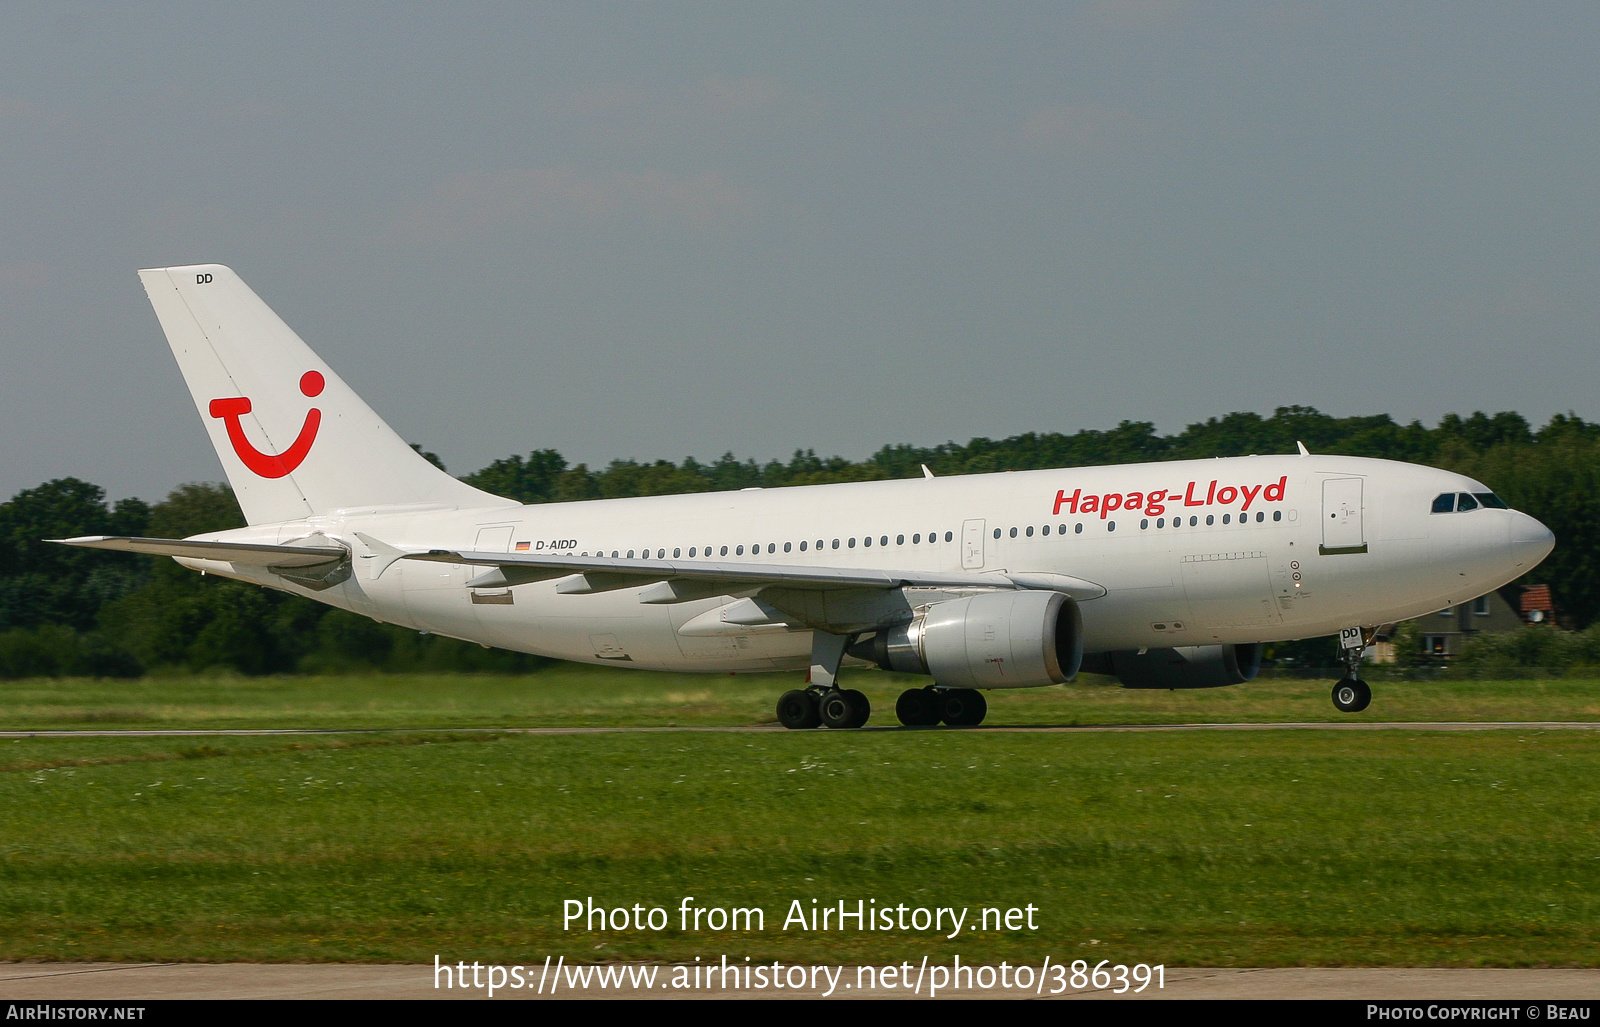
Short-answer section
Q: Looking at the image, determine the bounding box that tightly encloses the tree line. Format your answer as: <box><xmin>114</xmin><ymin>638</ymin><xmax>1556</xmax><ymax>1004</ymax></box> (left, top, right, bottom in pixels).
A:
<box><xmin>2</xmin><ymin>406</ymin><xmax>1595</xmax><ymax>678</ymax></box>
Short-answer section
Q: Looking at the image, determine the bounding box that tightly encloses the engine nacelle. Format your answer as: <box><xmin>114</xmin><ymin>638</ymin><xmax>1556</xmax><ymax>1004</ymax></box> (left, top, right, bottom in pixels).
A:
<box><xmin>1081</xmin><ymin>643</ymin><xmax>1263</xmax><ymax>689</ymax></box>
<box><xmin>855</xmin><ymin>590</ymin><xmax>1082</xmax><ymax>689</ymax></box>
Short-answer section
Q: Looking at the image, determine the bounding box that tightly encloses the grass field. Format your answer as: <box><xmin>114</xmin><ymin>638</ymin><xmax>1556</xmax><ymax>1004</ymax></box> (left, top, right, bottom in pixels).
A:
<box><xmin>4</xmin><ymin>664</ymin><xmax>1600</xmax><ymax>730</ymax></box>
<box><xmin>2</xmin><ymin>668</ymin><xmax>1599</xmax><ymax>967</ymax></box>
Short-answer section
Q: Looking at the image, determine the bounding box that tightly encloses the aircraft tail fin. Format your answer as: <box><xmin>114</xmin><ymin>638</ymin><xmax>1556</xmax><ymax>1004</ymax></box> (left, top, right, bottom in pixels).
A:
<box><xmin>138</xmin><ymin>264</ymin><xmax>512</xmax><ymax>524</ymax></box>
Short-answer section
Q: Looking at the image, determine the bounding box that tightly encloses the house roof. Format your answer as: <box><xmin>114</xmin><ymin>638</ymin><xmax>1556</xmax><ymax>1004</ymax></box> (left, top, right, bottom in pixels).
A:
<box><xmin>1521</xmin><ymin>584</ymin><xmax>1554</xmax><ymax>613</ymax></box>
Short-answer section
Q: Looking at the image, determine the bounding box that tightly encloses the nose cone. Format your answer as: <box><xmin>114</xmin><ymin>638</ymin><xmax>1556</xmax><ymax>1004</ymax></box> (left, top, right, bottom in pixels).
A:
<box><xmin>1510</xmin><ymin>512</ymin><xmax>1556</xmax><ymax>570</ymax></box>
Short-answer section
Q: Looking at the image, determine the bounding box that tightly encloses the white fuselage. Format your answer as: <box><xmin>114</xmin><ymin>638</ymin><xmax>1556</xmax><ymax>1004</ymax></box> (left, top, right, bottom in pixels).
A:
<box><xmin>181</xmin><ymin>453</ymin><xmax>1553</xmax><ymax>679</ymax></box>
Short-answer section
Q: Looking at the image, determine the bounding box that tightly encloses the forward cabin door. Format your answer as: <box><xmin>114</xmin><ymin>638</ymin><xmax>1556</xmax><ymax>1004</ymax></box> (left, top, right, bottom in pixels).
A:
<box><xmin>962</xmin><ymin>519</ymin><xmax>986</xmax><ymax>569</ymax></box>
<box><xmin>1321</xmin><ymin>478</ymin><xmax>1367</xmax><ymax>554</ymax></box>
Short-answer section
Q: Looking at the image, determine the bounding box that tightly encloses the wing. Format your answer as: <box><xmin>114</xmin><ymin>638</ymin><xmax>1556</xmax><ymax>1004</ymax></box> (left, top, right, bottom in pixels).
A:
<box><xmin>361</xmin><ymin>533</ymin><xmax>1104</xmax><ymax>634</ymax></box>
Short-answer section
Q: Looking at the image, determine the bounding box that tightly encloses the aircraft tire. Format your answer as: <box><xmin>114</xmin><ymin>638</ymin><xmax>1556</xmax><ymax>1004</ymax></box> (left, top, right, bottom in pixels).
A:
<box><xmin>777</xmin><ymin>689</ymin><xmax>821</xmax><ymax>729</ymax></box>
<box><xmin>820</xmin><ymin>689</ymin><xmax>870</xmax><ymax>729</ymax></box>
<box><xmin>1331</xmin><ymin>678</ymin><xmax>1372</xmax><ymax>714</ymax></box>
<box><xmin>939</xmin><ymin>688</ymin><xmax>988</xmax><ymax>727</ymax></box>
<box><xmin>895</xmin><ymin>687</ymin><xmax>941</xmax><ymax>727</ymax></box>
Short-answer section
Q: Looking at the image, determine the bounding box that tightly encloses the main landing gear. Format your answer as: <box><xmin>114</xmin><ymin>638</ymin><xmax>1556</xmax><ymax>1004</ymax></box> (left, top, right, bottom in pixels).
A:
<box><xmin>777</xmin><ymin>631</ymin><xmax>871</xmax><ymax>730</ymax></box>
<box><xmin>773</xmin><ymin>632</ymin><xmax>990</xmax><ymax>729</ymax></box>
<box><xmin>777</xmin><ymin>687</ymin><xmax>870</xmax><ymax>729</ymax></box>
<box><xmin>1331</xmin><ymin>625</ymin><xmax>1373</xmax><ymax>714</ymax></box>
<box><xmin>895</xmin><ymin>686</ymin><xmax>987</xmax><ymax>727</ymax></box>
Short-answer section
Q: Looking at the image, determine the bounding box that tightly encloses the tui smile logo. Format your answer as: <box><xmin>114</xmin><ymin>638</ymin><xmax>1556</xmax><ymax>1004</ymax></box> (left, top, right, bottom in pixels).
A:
<box><xmin>208</xmin><ymin>371</ymin><xmax>324</xmax><ymax>478</ymax></box>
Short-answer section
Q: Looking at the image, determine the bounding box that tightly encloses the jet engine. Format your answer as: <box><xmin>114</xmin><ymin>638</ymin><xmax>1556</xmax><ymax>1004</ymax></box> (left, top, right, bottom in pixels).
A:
<box><xmin>1080</xmin><ymin>643</ymin><xmax>1263</xmax><ymax>689</ymax></box>
<box><xmin>853</xmin><ymin>590</ymin><xmax>1082</xmax><ymax>689</ymax></box>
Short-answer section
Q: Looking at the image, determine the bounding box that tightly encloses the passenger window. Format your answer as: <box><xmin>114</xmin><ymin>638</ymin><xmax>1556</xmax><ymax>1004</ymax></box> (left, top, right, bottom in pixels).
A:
<box><xmin>769</xmin><ymin>543</ymin><xmax>776</xmax><ymax>553</ymax></box>
<box><xmin>1059</xmin><ymin>524</ymin><xmax>1067</xmax><ymax>534</ymax></box>
<box><xmin>1107</xmin><ymin>521</ymin><xmax>1116</xmax><ymax>531</ymax></box>
<box><xmin>1432</xmin><ymin>493</ymin><xmax>1456</xmax><ymax>513</ymax></box>
<box><xmin>1157</xmin><ymin>517</ymin><xmax>1165</xmax><ymax>528</ymax></box>
<box><xmin>673</xmin><ymin>548</ymin><xmax>681</xmax><ymax>558</ymax></box>
<box><xmin>800</xmin><ymin>541</ymin><xmax>807</xmax><ymax>552</ymax></box>
<box><xmin>784</xmin><ymin>542</ymin><xmax>792</xmax><ymax>552</ymax></box>
<box><xmin>1140</xmin><ymin>518</ymin><xmax>1148</xmax><ymax>529</ymax></box>
<box><xmin>863</xmin><ymin>536</ymin><xmax>871</xmax><ymax>547</ymax></box>
<box><xmin>1456</xmin><ymin>493</ymin><xmax>1479</xmax><ymax>511</ymax></box>
<box><xmin>627</xmin><ymin>550</ymin><xmax>635</xmax><ymax>558</ymax></box>
<box><xmin>720</xmin><ymin>546</ymin><xmax>729</xmax><ymax>556</ymax></box>
<box><xmin>1026</xmin><ymin>526</ymin><xmax>1034</xmax><ymax>537</ymax></box>
<box><xmin>1075</xmin><ymin>523</ymin><xmax>1083</xmax><ymax>534</ymax></box>
<box><xmin>1256</xmin><ymin>512</ymin><xmax>1264</xmax><ymax>522</ymax></box>
<box><xmin>736</xmin><ymin>545</ymin><xmax>744</xmax><ymax>555</ymax></box>
<box><xmin>897</xmin><ymin>535</ymin><xmax>905</xmax><ymax>545</ymax></box>
<box><xmin>994</xmin><ymin>528</ymin><xmax>1001</xmax><ymax>539</ymax></box>
<box><xmin>1189</xmin><ymin>516</ymin><xmax>1197</xmax><ymax>526</ymax></box>
<box><xmin>832</xmin><ymin>539</ymin><xmax>840</xmax><ymax>549</ymax></box>
<box><xmin>1222</xmin><ymin>514</ymin><xmax>1230</xmax><ymax>524</ymax></box>
<box><xmin>1041</xmin><ymin>525</ymin><xmax>1050</xmax><ymax>535</ymax></box>
<box><xmin>688</xmin><ymin>548</ymin><xmax>696</xmax><ymax>557</ymax></box>
<box><xmin>914</xmin><ymin>534</ymin><xmax>922</xmax><ymax>544</ymax></box>
<box><xmin>945</xmin><ymin>531</ymin><xmax>953</xmax><ymax>542</ymax></box>
<box><xmin>1009</xmin><ymin>527</ymin><xmax>1018</xmax><ymax>538</ymax></box>
<box><xmin>1206</xmin><ymin>515</ymin><xmax>1214</xmax><ymax>525</ymax></box>
<box><xmin>1272</xmin><ymin>511</ymin><xmax>1281</xmax><ymax>522</ymax></box>
<box><xmin>848</xmin><ymin>538</ymin><xmax>856</xmax><ymax>548</ymax></box>
<box><xmin>881</xmin><ymin>535</ymin><xmax>889</xmax><ymax>546</ymax></box>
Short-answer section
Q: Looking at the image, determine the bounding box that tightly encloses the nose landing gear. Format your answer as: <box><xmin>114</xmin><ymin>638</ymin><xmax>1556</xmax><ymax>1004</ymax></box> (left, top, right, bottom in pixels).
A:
<box><xmin>1332</xmin><ymin>625</ymin><xmax>1373</xmax><ymax>713</ymax></box>
<box><xmin>1331</xmin><ymin>677</ymin><xmax>1372</xmax><ymax>713</ymax></box>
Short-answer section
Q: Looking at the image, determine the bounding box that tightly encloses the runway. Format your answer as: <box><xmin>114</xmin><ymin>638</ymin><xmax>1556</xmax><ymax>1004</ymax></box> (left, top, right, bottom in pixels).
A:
<box><xmin>1</xmin><ymin>962</ymin><xmax>1597</xmax><ymax>1000</ymax></box>
<box><xmin>2</xmin><ymin>721</ymin><xmax>1599</xmax><ymax>738</ymax></box>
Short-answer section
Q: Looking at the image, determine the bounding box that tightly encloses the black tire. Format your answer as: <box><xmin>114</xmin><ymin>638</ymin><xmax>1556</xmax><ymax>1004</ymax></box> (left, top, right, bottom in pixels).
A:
<box><xmin>777</xmin><ymin>688</ymin><xmax>821</xmax><ymax>729</ymax></box>
<box><xmin>1331</xmin><ymin>678</ymin><xmax>1371</xmax><ymax>714</ymax></box>
<box><xmin>938</xmin><ymin>687</ymin><xmax>988</xmax><ymax>727</ymax></box>
<box><xmin>841</xmin><ymin>689</ymin><xmax>870</xmax><ymax>729</ymax></box>
<box><xmin>895</xmin><ymin>687</ymin><xmax>940</xmax><ymax>727</ymax></box>
<box><xmin>820</xmin><ymin>689</ymin><xmax>869</xmax><ymax>729</ymax></box>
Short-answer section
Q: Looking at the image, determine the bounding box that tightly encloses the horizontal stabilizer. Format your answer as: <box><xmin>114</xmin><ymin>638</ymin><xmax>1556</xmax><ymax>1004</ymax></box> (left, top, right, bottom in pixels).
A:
<box><xmin>53</xmin><ymin>535</ymin><xmax>348</xmax><ymax>568</ymax></box>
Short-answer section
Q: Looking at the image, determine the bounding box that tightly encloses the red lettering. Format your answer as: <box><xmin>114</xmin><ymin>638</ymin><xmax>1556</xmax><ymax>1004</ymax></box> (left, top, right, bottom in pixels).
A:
<box><xmin>1053</xmin><ymin>489</ymin><xmax>1081</xmax><ymax>516</ymax></box>
<box><xmin>1264</xmin><ymin>476</ymin><xmax>1287</xmax><ymax>502</ymax></box>
<box><xmin>1184</xmin><ymin>482</ymin><xmax>1205</xmax><ymax>506</ymax></box>
<box><xmin>1081</xmin><ymin>494</ymin><xmax>1100</xmax><ymax>514</ymax></box>
<box><xmin>1145</xmin><ymin>489</ymin><xmax>1168</xmax><ymax>516</ymax></box>
<box><xmin>1101</xmin><ymin>494</ymin><xmax>1122</xmax><ymax>519</ymax></box>
<box><xmin>1125</xmin><ymin>491</ymin><xmax>1143</xmax><ymax>512</ymax></box>
<box><xmin>1240</xmin><ymin>483</ymin><xmax>1262</xmax><ymax>511</ymax></box>
<box><xmin>1217</xmin><ymin>485</ymin><xmax>1238</xmax><ymax>505</ymax></box>
<box><xmin>1206</xmin><ymin>480</ymin><xmax>1217</xmax><ymax>504</ymax></box>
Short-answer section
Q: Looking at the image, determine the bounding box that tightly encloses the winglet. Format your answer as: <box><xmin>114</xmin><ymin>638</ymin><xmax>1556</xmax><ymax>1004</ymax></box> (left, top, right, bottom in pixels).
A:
<box><xmin>1296</xmin><ymin>441</ymin><xmax>1310</xmax><ymax>456</ymax></box>
<box><xmin>921</xmin><ymin>464</ymin><xmax>935</xmax><ymax>479</ymax></box>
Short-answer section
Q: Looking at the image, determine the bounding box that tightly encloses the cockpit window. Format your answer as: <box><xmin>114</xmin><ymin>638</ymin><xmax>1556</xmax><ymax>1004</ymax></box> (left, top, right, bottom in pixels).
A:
<box><xmin>1456</xmin><ymin>493</ymin><xmax>1480</xmax><ymax>512</ymax></box>
<box><xmin>1431</xmin><ymin>493</ymin><xmax>1455</xmax><ymax>513</ymax></box>
<box><xmin>1474</xmin><ymin>492</ymin><xmax>1509</xmax><ymax>509</ymax></box>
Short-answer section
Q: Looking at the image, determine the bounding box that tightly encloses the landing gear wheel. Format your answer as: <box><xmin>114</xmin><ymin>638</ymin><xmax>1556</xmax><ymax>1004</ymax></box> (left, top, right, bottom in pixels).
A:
<box><xmin>938</xmin><ymin>688</ymin><xmax>988</xmax><ymax>727</ymax></box>
<box><xmin>1331</xmin><ymin>678</ymin><xmax>1371</xmax><ymax>714</ymax></box>
<box><xmin>820</xmin><ymin>689</ymin><xmax>870</xmax><ymax>729</ymax></box>
<box><xmin>777</xmin><ymin>689</ymin><xmax>821</xmax><ymax>729</ymax></box>
<box><xmin>895</xmin><ymin>687</ymin><xmax>941</xmax><ymax>727</ymax></box>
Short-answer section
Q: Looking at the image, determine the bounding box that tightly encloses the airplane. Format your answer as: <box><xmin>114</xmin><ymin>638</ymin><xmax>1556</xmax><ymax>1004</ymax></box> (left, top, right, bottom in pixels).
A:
<box><xmin>55</xmin><ymin>264</ymin><xmax>1556</xmax><ymax>728</ymax></box>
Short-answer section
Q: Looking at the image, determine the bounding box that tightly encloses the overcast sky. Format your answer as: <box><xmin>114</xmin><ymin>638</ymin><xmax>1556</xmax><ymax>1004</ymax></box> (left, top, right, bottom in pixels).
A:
<box><xmin>3</xmin><ymin>2</ymin><xmax>1597</xmax><ymax>503</ymax></box>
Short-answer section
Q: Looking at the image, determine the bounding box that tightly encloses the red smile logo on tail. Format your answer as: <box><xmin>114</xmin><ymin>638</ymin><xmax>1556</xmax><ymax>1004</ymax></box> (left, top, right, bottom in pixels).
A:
<box><xmin>208</xmin><ymin>371</ymin><xmax>324</xmax><ymax>478</ymax></box>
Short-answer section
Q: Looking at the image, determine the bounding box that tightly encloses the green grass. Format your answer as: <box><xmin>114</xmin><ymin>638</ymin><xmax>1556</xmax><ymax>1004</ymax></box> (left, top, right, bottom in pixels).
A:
<box><xmin>4</xmin><ymin>665</ymin><xmax>1600</xmax><ymax>731</ymax></box>
<box><xmin>2</xmin><ymin>724</ymin><xmax>1600</xmax><ymax>966</ymax></box>
<box><xmin>3</xmin><ymin>670</ymin><xmax>1599</xmax><ymax>967</ymax></box>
